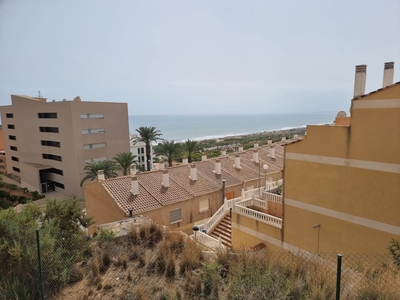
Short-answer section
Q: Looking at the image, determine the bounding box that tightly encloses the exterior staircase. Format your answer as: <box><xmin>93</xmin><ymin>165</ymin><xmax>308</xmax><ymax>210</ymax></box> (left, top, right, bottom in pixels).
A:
<box><xmin>209</xmin><ymin>214</ymin><xmax>232</xmax><ymax>248</ymax></box>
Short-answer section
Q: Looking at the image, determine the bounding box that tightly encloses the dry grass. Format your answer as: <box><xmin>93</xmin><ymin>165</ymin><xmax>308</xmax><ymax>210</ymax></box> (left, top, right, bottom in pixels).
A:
<box><xmin>53</xmin><ymin>224</ymin><xmax>400</xmax><ymax>300</ymax></box>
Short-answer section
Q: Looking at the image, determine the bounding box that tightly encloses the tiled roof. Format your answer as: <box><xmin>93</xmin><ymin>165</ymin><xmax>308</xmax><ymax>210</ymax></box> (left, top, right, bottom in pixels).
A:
<box><xmin>139</xmin><ymin>170</ymin><xmax>193</xmax><ymax>206</ymax></box>
<box><xmin>219</xmin><ymin>155</ymin><xmax>259</xmax><ymax>182</ymax></box>
<box><xmin>195</xmin><ymin>160</ymin><xmax>242</xmax><ymax>187</ymax></box>
<box><xmin>352</xmin><ymin>81</ymin><xmax>400</xmax><ymax>100</ymax></box>
<box><xmin>101</xmin><ymin>176</ymin><xmax>162</xmax><ymax>215</ymax></box>
<box><xmin>168</xmin><ymin>165</ymin><xmax>220</xmax><ymax>196</ymax></box>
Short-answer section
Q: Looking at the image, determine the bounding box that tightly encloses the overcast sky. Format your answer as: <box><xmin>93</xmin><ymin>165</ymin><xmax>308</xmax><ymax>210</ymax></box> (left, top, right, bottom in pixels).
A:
<box><xmin>1</xmin><ymin>0</ymin><xmax>399</xmax><ymax>115</ymax></box>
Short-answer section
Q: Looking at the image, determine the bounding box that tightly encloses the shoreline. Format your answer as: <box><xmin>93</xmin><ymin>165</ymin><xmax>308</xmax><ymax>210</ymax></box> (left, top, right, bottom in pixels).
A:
<box><xmin>195</xmin><ymin>126</ymin><xmax>307</xmax><ymax>145</ymax></box>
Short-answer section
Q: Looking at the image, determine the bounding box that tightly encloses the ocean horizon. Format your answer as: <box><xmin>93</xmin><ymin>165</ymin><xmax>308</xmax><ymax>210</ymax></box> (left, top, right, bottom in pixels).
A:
<box><xmin>129</xmin><ymin>112</ymin><xmax>337</xmax><ymax>142</ymax></box>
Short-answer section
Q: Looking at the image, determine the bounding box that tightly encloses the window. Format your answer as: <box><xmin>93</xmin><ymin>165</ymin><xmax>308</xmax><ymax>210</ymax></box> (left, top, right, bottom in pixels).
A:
<box><xmin>38</xmin><ymin>112</ymin><xmax>57</xmax><ymax>118</ymax></box>
<box><xmin>141</xmin><ymin>148</ymin><xmax>144</xmax><ymax>154</ymax></box>
<box><xmin>6</xmin><ymin>113</ymin><xmax>13</xmax><ymax>118</ymax></box>
<box><xmin>83</xmin><ymin>142</ymin><xmax>106</xmax><ymax>149</ymax></box>
<box><xmin>54</xmin><ymin>182</ymin><xmax>65</xmax><ymax>189</ymax></box>
<box><xmin>7</xmin><ymin>124</ymin><xmax>15</xmax><ymax>129</ymax></box>
<box><xmin>12</xmin><ymin>167</ymin><xmax>20</xmax><ymax>173</ymax></box>
<box><xmin>39</xmin><ymin>127</ymin><xmax>59</xmax><ymax>133</ymax></box>
<box><xmin>41</xmin><ymin>140</ymin><xmax>61</xmax><ymax>147</ymax></box>
<box><xmin>10</xmin><ymin>146</ymin><xmax>17</xmax><ymax>151</ymax></box>
<box><xmin>84</xmin><ymin>157</ymin><xmax>107</xmax><ymax>163</ymax></box>
<box><xmin>138</xmin><ymin>156</ymin><xmax>141</xmax><ymax>162</ymax></box>
<box><xmin>47</xmin><ymin>168</ymin><xmax>64</xmax><ymax>175</ymax></box>
<box><xmin>82</xmin><ymin>128</ymin><xmax>105</xmax><ymax>134</ymax></box>
<box><xmin>170</xmin><ymin>208</ymin><xmax>182</xmax><ymax>224</ymax></box>
<box><xmin>80</xmin><ymin>113</ymin><xmax>104</xmax><ymax>119</ymax></box>
<box><xmin>199</xmin><ymin>199</ymin><xmax>210</xmax><ymax>213</ymax></box>
<box><xmin>9</xmin><ymin>135</ymin><xmax>16</xmax><ymax>140</ymax></box>
<box><xmin>11</xmin><ymin>156</ymin><xmax>19</xmax><ymax>162</ymax></box>
<box><xmin>42</xmin><ymin>154</ymin><xmax>62</xmax><ymax>162</ymax></box>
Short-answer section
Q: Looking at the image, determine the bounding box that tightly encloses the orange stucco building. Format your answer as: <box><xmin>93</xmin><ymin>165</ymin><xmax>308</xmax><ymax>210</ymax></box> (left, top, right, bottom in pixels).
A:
<box><xmin>232</xmin><ymin>62</ymin><xmax>400</xmax><ymax>254</ymax></box>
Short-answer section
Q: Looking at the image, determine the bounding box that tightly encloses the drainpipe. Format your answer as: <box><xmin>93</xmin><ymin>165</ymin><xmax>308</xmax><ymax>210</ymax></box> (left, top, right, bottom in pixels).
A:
<box><xmin>222</xmin><ymin>179</ymin><xmax>226</xmax><ymax>205</ymax></box>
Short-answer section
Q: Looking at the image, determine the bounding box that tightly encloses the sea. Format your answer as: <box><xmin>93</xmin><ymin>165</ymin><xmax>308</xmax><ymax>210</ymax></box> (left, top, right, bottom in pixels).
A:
<box><xmin>129</xmin><ymin>112</ymin><xmax>336</xmax><ymax>142</ymax></box>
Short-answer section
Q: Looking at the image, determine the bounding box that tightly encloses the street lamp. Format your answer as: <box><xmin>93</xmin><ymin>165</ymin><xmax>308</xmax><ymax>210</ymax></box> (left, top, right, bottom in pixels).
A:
<box><xmin>258</xmin><ymin>162</ymin><xmax>269</xmax><ymax>197</ymax></box>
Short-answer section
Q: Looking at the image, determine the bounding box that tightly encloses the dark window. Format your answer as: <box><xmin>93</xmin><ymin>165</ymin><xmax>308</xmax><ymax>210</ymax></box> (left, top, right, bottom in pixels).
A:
<box><xmin>12</xmin><ymin>167</ymin><xmax>20</xmax><ymax>173</ymax></box>
<box><xmin>47</xmin><ymin>168</ymin><xmax>63</xmax><ymax>175</ymax></box>
<box><xmin>38</xmin><ymin>112</ymin><xmax>57</xmax><ymax>118</ymax></box>
<box><xmin>6</xmin><ymin>113</ymin><xmax>13</xmax><ymax>118</ymax></box>
<box><xmin>11</xmin><ymin>156</ymin><xmax>19</xmax><ymax>162</ymax></box>
<box><xmin>39</xmin><ymin>127</ymin><xmax>59</xmax><ymax>133</ymax></box>
<box><xmin>54</xmin><ymin>181</ymin><xmax>65</xmax><ymax>189</ymax></box>
<box><xmin>41</xmin><ymin>140</ymin><xmax>60</xmax><ymax>147</ymax></box>
<box><xmin>9</xmin><ymin>135</ymin><xmax>16</xmax><ymax>140</ymax></box>
<box><xmin>42</xmin><ymin>154</ymin><xmax>62</xmax><ymax>162</ymax></box>
<box><xmin>10</xmin><ymin>146</ymin><xmax>18</xmax><ymax>151</ymax></box>
<box><xmin>7</xmin><ymin>124</ymin><xmax>15</xmax><ymax>129</ymax></box>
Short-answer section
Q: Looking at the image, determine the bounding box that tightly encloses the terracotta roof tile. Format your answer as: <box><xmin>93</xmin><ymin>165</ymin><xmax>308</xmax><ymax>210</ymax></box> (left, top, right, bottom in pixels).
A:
<box><xmin>101</xmin><ymin>176</ymin><xmax>162</xmax><ymax>215</ymax></box>
<box><xmin>139</xmin><ymin>170</ymin><xmax>193</xmax><ymax>205</ymax></box>
<box><xmin>195</xmin><ymin>160</ymin><xmax>242</xmax><ymax>187</ymax></box>
<box><xmin>168</xmin><ymin>165</ymin><xmax>220</xmax><ymax>196</ymax></box>
<box><xmin>219</xmin><ymin>155</ymin><xmax>259</xmax><ymax>181</ymax></box>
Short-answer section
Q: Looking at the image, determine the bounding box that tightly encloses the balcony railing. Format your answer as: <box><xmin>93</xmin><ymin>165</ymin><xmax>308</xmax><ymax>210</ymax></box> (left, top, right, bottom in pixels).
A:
<box><xmin>233</xmin><ymin>204</ymin><xmax>282</xmax><ymax>229</ymax></box>
<box><xmin>264</xmin><ymin>191</ymin><xmax>282</xmax><ymax>203</ymax></box>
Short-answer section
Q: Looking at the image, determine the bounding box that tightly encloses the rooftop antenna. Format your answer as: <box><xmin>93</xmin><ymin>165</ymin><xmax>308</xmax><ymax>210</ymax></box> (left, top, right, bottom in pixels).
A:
<box><xmin>37</xmin><ymin>91</ymin><xmax>42</xmax><ymax>98</ymax></box>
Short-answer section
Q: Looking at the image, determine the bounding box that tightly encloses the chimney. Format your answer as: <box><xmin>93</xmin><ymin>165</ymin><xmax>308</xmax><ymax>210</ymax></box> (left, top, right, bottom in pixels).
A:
<box><xmin>281</xmin><ymin>137</ymin><xmax>286</xmax><ymax>142</ymax></box>
<box><xmin>182</xmin><ymin>156</ymin><xmax>188</xmax><ymax>165</ymax></box>
<box><xmin>131</xmin><ymin>176</ymin><xmax>139</xmax><ymax>195</ymax></box>
<box><xmin>268</xmin><ymin>139</ymin><xmax>272</xmax><ymax>145</ymax></box>
<box><xmin>238</xmin><ymin>144</ymin><xmax>244</xmax><ymax>152</ymax></box>
<box><xmin>130</xmin><ymin>164</ymin><xmax>137</xmax><ymax>175</ymax></box>
<box><xmin>234</xmin><ymin>154</ymin><xmax>241</xmax><ymax>169</ymax></box>
<box><xmin>253</xmin><ymin>149</ymin><xmax>259</xmax><ymax>162</ymax></box>
<box><xmin>353</xmin><ymin>64</ymin><xmax>367</xmax><ymax>97</ymax></box>
<box><xmin>215</xmin><ymin>159</ymin><xmax>221</xmax><ymax>175</ymax></box>
<box><xmin>221</xmin><ymin>148</ymin><xmax>227</xmax><ymax>156</ymax></box>
<box><xmin>162</xmin><ymin>169</ymin><xmax>169</xmax><ymax>187</ymax></box>
<box><xmin>97</xmin><ymin>170</ymin><xmax>105</xmax><ymax>180</ymax></box>
<box><xmin>254</xmin><ymin>141</ymin><xmax>259</xmax><ymax>148</ymax></box>
<box><xmin>269</xmin><ymin>145</ymin><xmax>275</xmax><ymax>158</ymax></box>
<box><xmin>202</xmin><ymin>153</ymin><xmax>207</xmax><ymax>161</ymax></box>
<box><xmin>159</xmin><ymin>159</ymin><xmax>165</xmax><ymax>170</ymax></box>
<box><xmin>189</xmin><ymin>163</ymin><xmax>197</xmax><ymax>181</ymax></box>
<box><xmin>383</xmin><ymin>62</ymin><xmax>394</xmax><ymax>87</ymax></box>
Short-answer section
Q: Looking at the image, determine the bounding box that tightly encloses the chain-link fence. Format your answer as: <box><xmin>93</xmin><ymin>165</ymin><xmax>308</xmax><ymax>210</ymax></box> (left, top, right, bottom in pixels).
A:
<box><xmin>1</xmin><ymin>221</ymin><xmax>400</xmax><ymax>300</ymax></box>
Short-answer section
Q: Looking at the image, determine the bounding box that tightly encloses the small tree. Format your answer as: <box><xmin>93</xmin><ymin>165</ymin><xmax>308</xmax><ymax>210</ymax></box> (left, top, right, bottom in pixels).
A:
<box><xmin>80</xmin><ymin>160</ymin><xmax>118</xmax><ymax>186</ymax></box>
<box><xmin>388</xmin><ymin>239</ymin><xmax>400</xmax><ymax>268</ymax></box>
<box><xmin>156</xmin><ymin>140</ymin><xmax>182</xmax><ymax>167</ymax></box>
<box><xmin>132</xmin><ymin>126</ymin><xmax>163</xmax><ymax>171</ymax></box>
<box><xmin>183</xmin><ymin>139</ymin><xmax>198</xmax><ymax>163</ymax></box>
<box><xmin>113</xmin><ymin>152</ymin><xmax>138</xmax><ymax>176</ymax></box>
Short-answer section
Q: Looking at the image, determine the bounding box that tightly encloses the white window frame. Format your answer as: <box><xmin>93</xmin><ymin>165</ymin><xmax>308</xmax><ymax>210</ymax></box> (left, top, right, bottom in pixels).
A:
<box><xmin>83</xmin><ymin>142</ymin><xmax>106</xmax><ymax>150</ymax></box>
<box><xmin>170</xmin><ymin>208</ymin><xmax>182</xmax><ymax>224</ymax></box>
<box><xmin>84</xmin><ymin>157</ymin><xmax>107</xmax><ymax>163</ymax></box>
<box><xmin>81</xmin><ymin>113</ymin><xmax>104</xmax><ymax>119</ymax></box>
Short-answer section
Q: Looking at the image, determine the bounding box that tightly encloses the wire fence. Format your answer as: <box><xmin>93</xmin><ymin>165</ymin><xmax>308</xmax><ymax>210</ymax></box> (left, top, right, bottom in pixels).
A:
<box><xmin>1</xmin><ymin>221</ymin><xmax>400</xmax><ymax>300</ymax></box>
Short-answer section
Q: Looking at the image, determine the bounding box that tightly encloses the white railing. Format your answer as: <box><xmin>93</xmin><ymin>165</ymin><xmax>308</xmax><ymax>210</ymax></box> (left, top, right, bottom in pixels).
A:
<box><xmin>264</xmin><ymin>191</ymin><xmax>282</xmax><ymax>204</ymax></box>
<box><xmin>233</xmin><ymin>203</ymin><xmax>282</xmax><ymax>228</ymax></box>
<box><xmin>226</xmin><ymin>196</ymin><xmax>242</xmax><ymax>210</ymax></box>
<box><xmin>190</xmin><ymin>231</ymin><xmax>226</xmax><ymax>250</ymax></box>
<box><xmin>198</xmin><ymin>203</ymin><xmax>227</xmax><ymax>233</ymax></box>
<box><xmin>253</xmin><ymin>198</ymin><xmax>267</xmax><ymax>209</ymax></box>
<box><xmin>244</xmin><ymin>187</ymin><xmax>260</xmax><ymax>199</ymax></box>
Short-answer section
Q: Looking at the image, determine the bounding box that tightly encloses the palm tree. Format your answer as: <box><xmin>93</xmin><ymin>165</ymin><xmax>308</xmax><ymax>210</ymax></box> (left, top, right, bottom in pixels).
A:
<box><xmin>156</xmin><ymin>140</ymin><xmax>181</xmax><ymax>167</ymax></box>
<box><xmin>132</xmin><ymin>126</ymin><xmax>163</xmax><ymax>171</ymax></box>
<box><xmin>113</xmin><ymin>152</ymin><xmax>138</xmax><ymax>176</ymax></box>
<box><xmin>183</xmin><ymin>139</ymin><xmax>198</xmax><ymax>163</ymax></box>
<box><xmin>80</xmin><ymin>160</ymin><xmax>118</xmax><ymax>186</ymax></box>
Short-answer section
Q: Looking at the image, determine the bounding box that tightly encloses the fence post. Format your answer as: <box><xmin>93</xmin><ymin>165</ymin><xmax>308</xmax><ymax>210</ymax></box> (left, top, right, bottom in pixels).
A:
<box><xmin>336</xmin><ymin>254</ymin><xmax>342</xmax><ymax>300</ymax></box>
<box><xmin>36</xmin><ymin>229</ymin><xmax>44</xmax><ymax>300</ymax></box>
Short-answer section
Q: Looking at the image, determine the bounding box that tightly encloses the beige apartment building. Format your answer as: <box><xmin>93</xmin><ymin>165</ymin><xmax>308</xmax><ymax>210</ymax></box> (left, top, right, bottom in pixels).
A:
<box><xmin>231</xmin><ymin>62</ymin><xmax>400</xmax><ymax>254</ymax></box>
<box><xmin>0</xmin><ymin>95</ymin><xmax>130</xmax><ymax>198</ymax></box>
